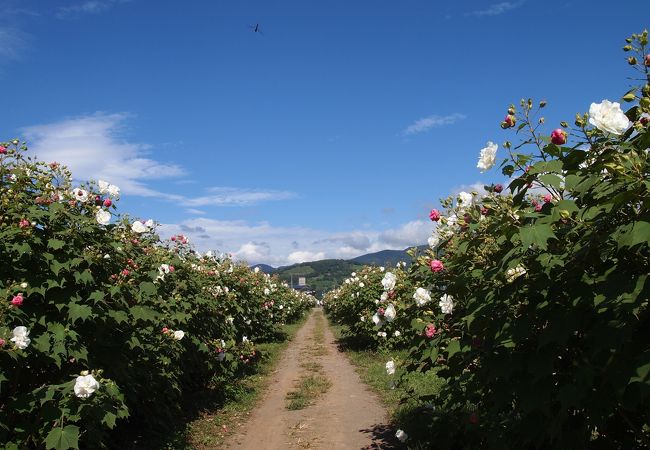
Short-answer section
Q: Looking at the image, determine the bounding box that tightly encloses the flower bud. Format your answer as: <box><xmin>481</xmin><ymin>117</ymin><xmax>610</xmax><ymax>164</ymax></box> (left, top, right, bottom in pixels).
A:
<box><xmin>628</xmin><ymin>56</ymin><xmax>638</xmax><ymax>65</ymax></box>
<box><xmin>543</xmin><ymin>193</ymin><xmax>552</xmax><ymax>203</ymax></box>
<box><xmin>550</xmin><ymin>128</ymin><xmax>567</xmax><ymax>145</ymax></box>
<box><xmin>430</xmin><ymin>259</ymin><xmax>444</xmax><ymax>273</ymax></box>
<box><xmin>502</xmin><ymin>114</ymin><xmax>516</xmax><ymax>129</ymax></box>
<box><xmin>494</xmin><ymin>184</ymin><xmax>504</xmax><ymax>193</ymax></box>
<box><xmin>507</xmin><ymin>107</ymin><xmax>515</xmax><ymax>115</ymax></box>
<box><xmin>103</xmin><ymin>199</ymin><xmax>112</xmax><ymax>207</ymax></box>
<box><xmin>0</xmin><ymin>146</ymin><xmax>6</xmax><ymax>154</ymax></box>
<box><xmin>429</xmin><ymin>209</ymin><xmax>441</xmax><ymax>222</ymax></box>
<box><xmin>623</xmin><ymin>45</ymin><xmax>632</xmax><ymax>51</ymax></box>
<box><xmin>539</xmin><ymin>100</ymin><xmax>547</xmax><ymax>108</ymax></box>
<box><xmin>646</xmin><ymin>54</ymin><xmax>650</xmax><ymax>66</ymax></box>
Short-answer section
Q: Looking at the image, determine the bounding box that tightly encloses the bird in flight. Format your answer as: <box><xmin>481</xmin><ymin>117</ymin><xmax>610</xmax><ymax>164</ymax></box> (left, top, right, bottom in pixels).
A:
<box><xmin>249</xmin><ymin>23</ymin><xmax>263</xmax><ymax>34</ymax></box>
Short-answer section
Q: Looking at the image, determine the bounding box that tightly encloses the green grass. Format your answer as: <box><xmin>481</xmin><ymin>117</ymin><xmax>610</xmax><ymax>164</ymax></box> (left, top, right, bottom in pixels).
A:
<box><xmin>160</xmin><ymin>316</ymin><xmax>310</xmax><ymax>450</ymax></box>
<box><xmin>285</xmin><ymin>374</ymin><xmax>332</xmax><ymax>410</ymax></box>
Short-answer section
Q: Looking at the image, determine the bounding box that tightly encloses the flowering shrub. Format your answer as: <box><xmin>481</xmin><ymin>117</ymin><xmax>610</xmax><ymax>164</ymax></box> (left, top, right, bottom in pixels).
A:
<box><xmin>327</xmin><ymin>30</ymin><xmax>650</xmax><ymax>449</ymax></box>
<box><xmin>0</xmin><ymin>144</ymin><xmax>314</xmax><ymax>449</ymax></box>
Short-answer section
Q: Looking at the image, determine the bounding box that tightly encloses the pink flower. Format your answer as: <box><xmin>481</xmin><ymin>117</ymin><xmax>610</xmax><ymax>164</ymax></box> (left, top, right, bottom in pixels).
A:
<box><xmin>11</xmin><ymin>294</ymin><xmax>24</xmax><ymax>307</ymax></box>
<box><xmin>0</xmin><ymin>338</ymin><xmax>5</xmax><ymax>346</ymax></box>
<box><xmin>429</xmin><ymin>209</ymin><xmax>441</xmax><ymax>222</ymax></box>
<box><xmin>377</xmin><ymin>307</ymin><xmax>385</xmax><ymax>316</ymax></box>
<box><xmin>169</xmin><ymin>265</ymin><xmax>175</xmax><ymax>272</ymax></box>
<box><xmin>480</xmin><ymin>207</ymin><xmax>488</xmax><ymax>216</ymax></box>
<box><xmin>18</xmin><ymin>219</ymin><xmax>30</xmax><ymax>228</ymax></box>
<box><xmin>535</xmin><ymin>204</ymin><xmax>543</xmax><ymax>212</ymax></box>
<box><xmin>543</xmin><ymin>193</ymin><xmax>552</xmax><ymax>203</ymax></box>
<box><xmin>424</xmin><ymin>323</ymin><xmax>437</xmax><ymax>338</ymax></box>
<box><xmin>121</xmin><ymin>269</ymin><xmax>130</xmax><ymax>276</ymax></box>
<box><xmin>494</xmin><ymin>184</ymin><xmax>503</xmax><ymax>193</ymax></box>
<box><xmin>430</xmin><ymin>259</ymin><xmax>444</xmax><ymax>273</ymax></box>
<box><xmin>171</xmin><ymin>236</ymin><xmax>177</xmax><ymax>241</ymax></box>
<box><xmin>103</xmin><ymin>199</ymin><xmax>112</xmax><ymax>207</ymax></box>
<box><xmin>0</xmin><ymin>145</ymin><xmax>6</xmax><ymax>154</ymax></box>
<box><xmin>162</xmin><ymin>327</ymin><xmax>169</xmax><ymax>333</ymax></box>
<box><xmin>502</xmin><ymin>114</ymin><xmax>516</xmax><ymax>128</ymax></box>
<box><xmin>551</xmin><ymin>128</ymin><xmax>567</xmax><ymax>145</ymax></box>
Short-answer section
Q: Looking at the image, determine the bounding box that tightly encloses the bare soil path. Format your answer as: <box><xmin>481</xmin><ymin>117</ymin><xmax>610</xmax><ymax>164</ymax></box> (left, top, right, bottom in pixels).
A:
<box><xmin>229</xmin><ymin>308</ymin><xmax>402</xmax><ymax>450</ymax></box>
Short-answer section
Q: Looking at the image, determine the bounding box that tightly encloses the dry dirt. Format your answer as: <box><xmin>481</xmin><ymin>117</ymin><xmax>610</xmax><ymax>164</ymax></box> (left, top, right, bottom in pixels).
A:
<box><xmin>229</xmin><ymin>308</ymin><xmax>403</xmax><ymax>450</ymax></box>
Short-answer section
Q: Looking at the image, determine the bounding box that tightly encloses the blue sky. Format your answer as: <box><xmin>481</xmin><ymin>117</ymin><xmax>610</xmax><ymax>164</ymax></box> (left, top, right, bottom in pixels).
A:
<box><xmin>2</xmin><ymin>0</ymin><xmax>648</xmax><ymax>266</ymax></box>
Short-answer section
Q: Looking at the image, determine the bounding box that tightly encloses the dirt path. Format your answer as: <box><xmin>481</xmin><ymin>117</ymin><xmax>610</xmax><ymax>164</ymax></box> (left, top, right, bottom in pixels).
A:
<box><xmin>229</xmin><ymin>308</ymin><xmax>402</xmax><ymax>450</ymax></box>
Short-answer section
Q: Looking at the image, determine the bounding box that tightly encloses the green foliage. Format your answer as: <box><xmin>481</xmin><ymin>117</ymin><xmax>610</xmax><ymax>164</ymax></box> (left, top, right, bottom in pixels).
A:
<box><xmin>0</xmin><ymin>146</ymin><xmax>315</xmax><ymax>448</ymax></box>
<box><xmin>326</xmin><ymin>30</ymin><xmax>650</xmax><ymax>449</ymax></box>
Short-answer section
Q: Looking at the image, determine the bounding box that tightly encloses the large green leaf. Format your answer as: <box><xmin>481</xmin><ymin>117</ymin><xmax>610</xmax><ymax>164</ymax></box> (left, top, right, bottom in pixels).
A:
<box><xmin>44</xmin><ymin>425</ymin><xmax>79</xmax><ymax>450</ymax></box>
<box><xmin>519</xmin><ymin>223</ymin><xmax>555</xmax><ymax>250</ymax></box>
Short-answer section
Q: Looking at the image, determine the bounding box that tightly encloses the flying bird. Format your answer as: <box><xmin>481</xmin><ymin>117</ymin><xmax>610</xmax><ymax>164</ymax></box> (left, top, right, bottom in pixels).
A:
<box><xmin>249</xmin><ymin>23</ymin><xmax>263</xmax><ymax>34</ymax></box>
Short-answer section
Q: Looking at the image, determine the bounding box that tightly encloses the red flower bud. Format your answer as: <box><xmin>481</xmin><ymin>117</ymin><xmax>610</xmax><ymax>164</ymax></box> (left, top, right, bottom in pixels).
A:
<box><xmin>550</xmin><ymin>128</ymin><xmax>567</xmax><ymax>145</ymax></box>
<box><xmin>103</xmin><ymin>199</ymin><xmax>112</xmax><ymax>207</ymax></box>
<box><xmin>429</xmin><ymin>209</ymin><xmax>441</xmax><ymax>222</ymax></box>
<box><xmin>0</xmin><ymin>146</ymin><xmax>6</xmax><ymax>154</ymax></box>
<box><xmin>494</xmin><ymin>184</ymin><xmax>503</xmax><ymax>193</ymax></box>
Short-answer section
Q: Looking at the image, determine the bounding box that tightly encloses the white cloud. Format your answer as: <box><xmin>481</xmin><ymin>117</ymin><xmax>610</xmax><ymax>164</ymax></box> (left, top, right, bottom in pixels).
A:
<box><xmin>159</xmin><ymin>218</ymin><xmax>433</xmax><ymax>267</ymax></box>
<box><xmin>403</xmin><ymin>113</ymin><xmax>466</xmax><ymax>135</ymax></box>
<box><xmin>468</xmin><ymin>1</ymin><xmax>524</xmax><ymax>17</ymax></box>
<box><xmin>186</xmin><ymin>208</ymin><xmax>207</xmax><ymax>215</ymax></box>
<box><xmin>22</xmin><ymin>113</ymin><xmax>186</xmax><ymax>198</ymax></box>
<box><xmin>21</xmin><ymin>113</ymin><xmax>297</xmax><ymax>207</ymax></box>
<box><xmin>56</xmin><ymin>0</ymin><xmax>130</xmax><ymax>19</ymax></box>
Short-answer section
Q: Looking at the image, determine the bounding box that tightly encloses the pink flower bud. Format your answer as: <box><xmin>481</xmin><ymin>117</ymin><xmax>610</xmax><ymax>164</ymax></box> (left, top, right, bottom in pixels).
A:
<box><xmin>0</xmin><ymin>146</ymin><xmax>6</xmax><ymax>154</ymax></box>
<box><xmin>378</xmin><ymin>307</ymin><xmax>385</xmax><ymax>316</ymax></box>
<box><xmin>171</xmin><ymin>236</ymin><xmax>177</xmax><ymax>241</ymax></box>
<box><xmin>502</xmin><ymin>114</ymin><xmax>516</xmax><ymax>128</ymax></box>
<box><xmin>550</xmin><ymin>128</ymin><xmax>567</xmax><ymax>145</ymax></box>
<box><xmin>430</xmin><ymin>259</ymin><xmax>444</xmax><ymax>273</ymax></box>
<box><xmin>169</xmin><ymin>265</ymin><xmax>175</xmax><ymax>272</ymax></box>
<box><xmin>18</xmin><ymin>219</ymin><xmax>30</xmax><ymax>228</ymax></box>
<box><xmin>534</xmin><ymin>204</ymin><xmax>543</xmax><ymax>212</ymax></box>
<box><xmin>162</xmin><ymin>327</ymin><xmax>169</xmax><ymax>333</ymax></box>
<box><xmin>494</xmin><ymin>184</ymin><xmax>503</xmax><ymax>193</ymax></box>
<box><xmin>543</xmin><ymin>194</ymin><xmax>552</xmax><ymax>203</ymax></box>
<box><xmin>103</xmin><ymin>199</ymin><xmax>112</xmax><ymax>207</ymax></box>
<box><xmin>425</xmin><ymin>323</ymin><xmax>437</xmax><ymax>338</ymax></box>
<box><xmin>121</xmin><ymin>269</ymin><xmax>130</xmax><ymax>276</ymax></box>
<box><xmin>0</xmin><ymin>338</ymin><xmax>5</xmax><ymax>346</ymax></box>
<box><xmin>11</xmin><ymin>294</ymin><xmax>24</xmax><ymax>307</ymax></box>
<box><xmin>429</xmin><ymin>209</ymin><xmax>441</xmax><ymax>222</ymax></box>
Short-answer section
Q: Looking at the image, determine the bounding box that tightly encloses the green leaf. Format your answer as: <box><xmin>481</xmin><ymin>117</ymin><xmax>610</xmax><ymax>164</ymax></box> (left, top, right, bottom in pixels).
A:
<box><xmin>67</xmin><ymin>303</ymin><xmax>93</xmax><ymax>324</ymax></box>
<box><xmin>47</xmin><ymin>239</ymin><xmax>66</xmax><ymax>251</ymax></box>
<box><xmin>102</xmin><ymin>412</ymin><xmax>117</xmax><ymax>428</ymax></box>
<box><xmin>44</xmin><ymin>425</ymin><xmax>80</xmax><ymax>450</ymax></box>
<box><xmin>618</xmin><ymin>220</ymin><xmax>650</xmax><ymax>249</ymax></box>
<box><xmin>446</xmin><ymin>339</ymin><xmax>461</xmax><ymax>358</ymax></box>
<box><xmin>519</xmin><ymin>223</ymin><xmax>555</xmax><ymax>250</ymax></box>
<box><xmin>139</xmin><ymin>282</ymin><xmax>158</xmax><ymax>297</ymax></box>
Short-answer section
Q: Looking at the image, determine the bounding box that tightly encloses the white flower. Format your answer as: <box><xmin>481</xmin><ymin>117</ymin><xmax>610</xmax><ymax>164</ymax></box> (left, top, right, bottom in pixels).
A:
<box><xmin>428</xmin><ymin>234</ymin><xmax>440</xmax><ymax>249</ymax></box>
<box><xmin>477</xmin><ymin>141</ymin><xmax>498</xmax><ymax>172</ymax></box>
<box><xmin>71</xmin><ymin>188</ymin><xmax>89</xmax><ymax>203</ymax></box>
<box><xmin>95</xmin><ymin>210</ymin><xmax>111</xmax><ymax>225</ymax></box>
<box><xmin>20</xmin><ymin>282</ymin><xmax>28</xmax><ymax>289</ymax></box>
<box><xmin>458</xmin><ymin>191</ymin><xmax>474</xmax><ymax>209</ymax></box>
<box><xmin>381</xmin><ymin>272</ymin><xmax>397</xmax><ymax>291</ymax></box>
<box><xmin>226</xmin><ymin>316</ymin><xmax>234</xmax><ymax>324</ymax></box>
<box><xmin>377</xmin><ymin>331</ymin><xmax>387</xmax><ymax>338</ymax></box>
<box><xmin>380</xmin><ymin>292</ymin><xmax>388</xmax><ymax>302</ymax></box>
<box><xmin>242</xmin><ymin>336</ymin><xmax>249</xmax><ymax>343</ymax></box>
<box><xmin>254</xmin><ymin>267</ymin><xmax>260</xmax><ymax>273</ymax></box>
<box><xmin>103</xmin><ymin>254</ymin><xmax>110</xmax><ymax>259</ymax></box>
<box><xmin>107</xmin><ymin>184</ymin><xmax>120</xmax><ymax>198</ymax></box>
<box><xmin>358</xmin><ymin>282</ymin><xmax>365</xmax><ymax>288</ymax></box>
<box><xmin>439</xmin><ymin>294</ymin><xmax>454</xmax><ymax>314</ymax></box>
<box><xmin>589</xmin><ymin>100</ymin><xmax>631</xmax><ymax>135</ymax></box>
<box><xmin>393</xmin><ymin>330</ymin><xmax>401</xmax><ymax>337</ymax></box>
<box><xmin>144</xmin><ymin>219</ymin><xmax>154</xmax><ymax>228</ymax></box>
<box><xmin>131</xmin><ymin>220</ymin><xmax>148</xmax><ymax>233</ymax></box>
<box><xmin>217</xmin><ymin>351</ymin><xmax>226</xmax><ymax>362</ymax></box>
<box><xmin>351</xmin><ymin>272</ymin><xmax>356</xmax><ymax>277</ymax></box>
<box><xmin>159</xmin><ymin>264</ymin><xmax>171</xmax><ymax>275</ymax></box>
<box><xmin>360</xmin><ymin>316</ymin><xmax>366</xmax><ymax>322</ymax></box>
<box><xmin>385</xmin><ymin>359</ymin><xmax>395</xmax><ymax>375</ymax></box>
<box><xmin>10</xmin><ymin>326</ymin><xmax>30</xmax><ymax>349</ymax></box>
<box><xmin>372</xmin><ymin>313</ymin><xmax>384</xmax><ymax>327</ymax></box>
<box><xmin>395</xmin><ymin>429</ymin><xmax>408</xmax><ymax>443</ymax></box>
<box><xmin>413</xmin><ymin>288</ymin><xmax>431</xmax><ymax>306</ymax></box>
<box><xmin>279</xmin><ymin>305</ymin><xmax>284</xmax><ymax>310</ymax></box>
<box><xmin>173</xmin><ymin>330</ymin><xmax>185</xmax><ymax>340</ymax></box>
<box><xmin>98</xmin><ymin>180</ymin><xmax>110</xmax><ymax>194</ymax></box>
<box><xmin>379</xmin><ymin>266</ymin><xmax>385</xmax><ymax>272</ymax></box>
<box><xmin>506</xmin><ymin>265</ymin><xmax>527</xmax><ymax>283</ymax></box>
<box><xmin>74</xmin><ymin>374</ymin><xmax>100</xmax><ymax>398</ymax></box>
<box><xmin>264</xmin><ymin>288</ymin><xmax>270</xmax><ymax>295</ymax></box>
<box><xmin>384</xmin><ymin>303</ymin><xmax>396</xmax><ymax>322</ymax></box>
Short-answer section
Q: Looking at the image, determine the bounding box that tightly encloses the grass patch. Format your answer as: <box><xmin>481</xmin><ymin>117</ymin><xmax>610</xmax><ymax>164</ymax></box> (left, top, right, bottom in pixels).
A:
<box><xmin>285</xmin><ymin>374</ymin><xmax>332</xmax><ymax>410</ymax></box>
<box><xmin>159</xmin><ymin>315</ymin><xmax>310</xmax><ymax>450</ymax></box>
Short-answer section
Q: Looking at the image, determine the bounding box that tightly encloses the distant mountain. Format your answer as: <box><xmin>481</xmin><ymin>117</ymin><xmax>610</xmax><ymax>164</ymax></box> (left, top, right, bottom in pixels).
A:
<box><xmin>251</xmin><ymin>263</ymin><xmax>275</xmax><ymax>274</ymax></box>
<box><xmin>251</xmin><ymin>246</ymin><xmax>428</xmax><ymax>298</ymax></box>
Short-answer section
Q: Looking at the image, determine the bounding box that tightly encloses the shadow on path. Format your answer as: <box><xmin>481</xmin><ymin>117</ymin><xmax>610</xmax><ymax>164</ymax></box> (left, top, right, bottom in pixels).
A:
<box><xmin>359</xmin><ymin>423</ymin><xmax>406</xmax><ymax>449</ymax></box>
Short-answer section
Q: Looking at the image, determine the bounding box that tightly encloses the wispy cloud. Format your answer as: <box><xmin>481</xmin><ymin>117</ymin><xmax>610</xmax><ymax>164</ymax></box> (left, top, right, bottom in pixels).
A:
<box><xmin>56</xmin><ymin>0</ymin><xmax>130</xmax><ymax>19</ymax></box>
<box><xmin>159</xmin><ymin>218</ymin><xmax>433</xmax><ymax>266</ymax></box>
<box><xmin>403</xmin><ymin>113</ymin><xmax>466</xmax><ymax>136</ymax></box>
<box><xmin>21</xmin><ymin>112</ymin><xmax>297</xmax><ymax>208</ymax></box>
<box><xmin>468</xmin><ymin>1</ymin><xmax>524</xmax><ymax>17</ymax></box>
<box><xmin>0</xmin><ymin>28</ymin><xmax>28</xmax><ymax>61</ymax></box>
